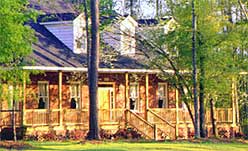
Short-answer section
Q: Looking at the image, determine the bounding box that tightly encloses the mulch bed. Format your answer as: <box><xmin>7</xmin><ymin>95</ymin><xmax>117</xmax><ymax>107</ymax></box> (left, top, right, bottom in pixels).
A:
<box><xmin>0</xmin><ymin>141</ymin><xmax>33</xmax><ymax>150</ymax></box>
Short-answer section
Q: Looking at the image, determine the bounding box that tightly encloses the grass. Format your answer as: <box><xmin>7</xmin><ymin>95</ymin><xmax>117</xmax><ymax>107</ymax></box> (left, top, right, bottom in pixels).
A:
<box><xmin>1</xmin><ymin>140</ymin><xmax>248</xmax><ymax>151</ymax></box>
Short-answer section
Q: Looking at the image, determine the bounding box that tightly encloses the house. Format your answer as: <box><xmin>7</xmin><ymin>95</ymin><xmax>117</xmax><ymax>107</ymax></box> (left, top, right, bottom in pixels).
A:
<box><xmin>0</xmin><ymin>0</ymin><xmax>239</xmax><ymax>140</ymax></box>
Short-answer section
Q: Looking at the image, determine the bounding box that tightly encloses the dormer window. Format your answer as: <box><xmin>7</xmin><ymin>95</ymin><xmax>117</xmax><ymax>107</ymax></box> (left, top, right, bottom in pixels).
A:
<box><xmin>41</xmin><ymin>13</ymin><xmax>86</xmax><ymax>54</ymax></box>
<box><xmin>120</xmin><ymin>16</ymin><xmax>138</xmax><ymax>55</ymax></box>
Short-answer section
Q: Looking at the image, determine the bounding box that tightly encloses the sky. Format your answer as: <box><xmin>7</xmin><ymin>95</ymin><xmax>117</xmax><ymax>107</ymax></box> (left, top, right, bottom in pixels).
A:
<box><xmin>113</xmin><ymin>0</ymin><xmax>168</xmax><ymax>19</ymax></box>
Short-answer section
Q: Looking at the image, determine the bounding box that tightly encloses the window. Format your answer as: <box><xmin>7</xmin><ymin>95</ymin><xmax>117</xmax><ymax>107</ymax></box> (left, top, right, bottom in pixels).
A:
<box><xmin>38</xmin><ymin>81</ymin><xmax>49</xmax><ymax>109</ymax></box>
<box><xmin>129</xmin><ymin>83</ymin><xmax>139</xmax><ymax>111</ymax></box>
<box><xmin>70</xmin><ymin>83</ymin><xmax>81</xmax><ymax>109</ymax></box>
<box><xmin>158</xmin><ymin>83</ymin><xmax>168</xmax><ymax>108</ymax></box>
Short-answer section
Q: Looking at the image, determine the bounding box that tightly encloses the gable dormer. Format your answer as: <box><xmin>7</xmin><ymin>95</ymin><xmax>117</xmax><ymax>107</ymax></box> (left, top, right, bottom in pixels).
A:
<box><xmin>40</xmin><ymin>13</ymin><xmax>86</xmax><ymax>54</ymax></box>
<box><xmin>119</xmin><ymin>15</ymin><xmax>138</xmax><ymax>55</ymax></box>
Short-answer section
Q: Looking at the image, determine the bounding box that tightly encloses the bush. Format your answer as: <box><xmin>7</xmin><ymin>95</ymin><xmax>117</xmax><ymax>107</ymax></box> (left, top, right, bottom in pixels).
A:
<box><xmin>68</xmin><ymin>130</ymin><xmax>87</xmax><ymax>140</ymax></box>
<box><xmin>24</xmin><ymin>131</ymin><xmax>67</xmax><ymax>141</ymax></box>
<box><xmin>113</xmin><ymin>128</ymin><xmax>142</xmax><ymax>139</ymax></box>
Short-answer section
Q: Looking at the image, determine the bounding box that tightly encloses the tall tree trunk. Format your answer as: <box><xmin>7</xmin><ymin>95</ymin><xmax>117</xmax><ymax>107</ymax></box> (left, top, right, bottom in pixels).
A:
<box><xmin>87</xmin><ymin>0</ymin><xmax>100</xmax><ymax>140</ymax></box>
<box><xmin>130</xmin><ymin>0</ymin><xmax>134</xmax><ymax>17</ymax></box>
<box><xmin>210</xmin><ymin>98</ymin><xmax>217</xmax><ymax>137</ymax></box>
<box><xmin>192</xmin><ymin>0</ymin><xmax>200</xmax><ymax>138</ymax></box>
<box><xmin>199</xmin><ymin>56</ymin><xmax>206</xmax><ymax>138</ymax></box>
<box><xmin>82</xmin><ymin>0</ymin><xmax>90</xmax><ymax>66</ymax></box>
<box><xmin>156</xmin><ymin>0</ymin><xmax>159</xmax><ymax>19</ymax></box>
<box><xmin>12</xmin><ymin>99</ymin><xmax>17</xmax><ymax>141</ymax></box>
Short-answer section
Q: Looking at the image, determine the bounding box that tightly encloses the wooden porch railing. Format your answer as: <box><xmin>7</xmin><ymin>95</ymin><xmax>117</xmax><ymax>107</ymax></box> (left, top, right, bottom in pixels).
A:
<box><xmin>205</xmin><ymin>108</ymin><xmax>233</xmax><ymax>123</ymax></box>
<box><xmin>25</xmin><ymin>109</ymin><xmax>60</xmax><ymax>126</ymax></box>
<box><xmin>3</xmin><ymin>108</ymin><xmax>234</xmax><ymax>129</ymax></box>
<box><xmin>125</xmin><ymin>109</ymin><xmax>158</xmax><ymax>140</ymax></box>
<box><xmin>147</xmin><ymin>109</ymin><xmax>176</xmax><ymax>139</ymax></box>
<box><xmin>150</xmin><ymin>108</ymin><xmax>191</xmax><ymax>123</ymax></box>
<box><xmin>63</xmin><ymin>109</ymin><xmax>89</xmax><ymax>125</ymax></box>
<box><xmin>0</xmin><ymin>110</ymin><xmax>21</xmax><ymax>127</ymax></box>
<box><xmin>24</xmin><ymin>108</ymin><xmax>125</xmax><ymax>126</ymax></box>
<box><xmin>150</xmin><ymin>108</ymin><xmax>233</xmax><ymax>124</ymax></box>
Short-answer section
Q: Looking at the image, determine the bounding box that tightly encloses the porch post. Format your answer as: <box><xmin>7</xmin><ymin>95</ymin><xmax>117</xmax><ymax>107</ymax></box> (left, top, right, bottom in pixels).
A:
<box><xmin>145</xmin><ymin>73</ymin><xmax>149</xmax><ymax>120</ymax></box>
<box><xmin>175</xmin><ymin>89</ymin><xmax>179</xmax><ymax>139</ymax></box>
<box><xmin>125</xmin><ymin>73</ymin><xmax>129</xmax><ymax>126</ymax></box>
<box><xmin>59</xmin><ymin>71</ymin><xmax>63</xmax><ymax>126</ymax></box>
<box><xmin>231</xmin><ymin>79</ymin><xmax>236</xmax><ymax>127</ymax></box>
<box><xmin>23</xmin><ymin>72</ymin><xmax>26</xmax><ymax>126</ymax></box>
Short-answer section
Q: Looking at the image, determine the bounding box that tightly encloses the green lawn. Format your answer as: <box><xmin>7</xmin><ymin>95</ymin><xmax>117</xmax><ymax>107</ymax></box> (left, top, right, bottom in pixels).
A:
<box><xmin>1</xmin><ymin>141</ymin><xmax>248</xmax><ymax>151</ymax></box>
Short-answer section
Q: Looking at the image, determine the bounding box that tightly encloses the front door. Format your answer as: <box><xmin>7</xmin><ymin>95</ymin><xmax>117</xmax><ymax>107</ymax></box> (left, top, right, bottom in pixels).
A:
<box><xmin>98</xmin><ymin>86</ymin><xmax>114</xmax><ymax>122</ymax></box>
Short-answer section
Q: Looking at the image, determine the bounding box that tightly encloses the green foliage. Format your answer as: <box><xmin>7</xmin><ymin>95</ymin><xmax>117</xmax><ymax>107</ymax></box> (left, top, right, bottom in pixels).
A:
<box><xmin>142</xmin><ymin>0</ymin><xmax>248</xmax><ymax>107</ymax></box>
<box><xmin>0</xmin><ymin>0</ymin><xmax>37</xmax><ymax>102</ymax></box>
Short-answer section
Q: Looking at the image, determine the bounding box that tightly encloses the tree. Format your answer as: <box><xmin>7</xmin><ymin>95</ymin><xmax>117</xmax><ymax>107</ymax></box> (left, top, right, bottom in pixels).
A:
<box><xmin>191</xmin><ymin>0</ymin><xmax>200</xmax><ymax>138</ymax></box>
<box><xmin>0</xmin><ymin>0</ymin><xmax>36</xmax><ymax>141</ymax></box>
<box><xmin>133</xmin><ymin>0</ymin><xmax>248</xmax><ymax>138</ymax></box>
<box><xmin>87</xmin><ymin>0</ymin><xmax>100</xmax><ymax>140</ymax></box>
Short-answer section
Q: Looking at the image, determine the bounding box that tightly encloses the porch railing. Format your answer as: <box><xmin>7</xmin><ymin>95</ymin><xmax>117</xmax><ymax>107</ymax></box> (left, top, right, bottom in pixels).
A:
<box><xmin>150</xmin><ymin>108</ymin><xmax>233</xmax><ymax>124</ymax></box>
<box><xmin>205</xmin><ymin>108</ymin><xmax>233</xmax><ymax>123</ymax></box>
<box><xmin>63</xmin><ymin>109</ymin><xmax>88</xmax><ymax>125</ymax></box>
<box><xmin>0</xmin><ymin>110</ymin><xmax>21</xmax><ymax>127</ymax></box>
<box><xmin>5</xmin><ymin>108</ymin><xmax>234</xmax><ymax>127</ymax></box>
<box><xmin>24</xmin><ymin>108</ymin><xmax>124</xmax><ymax>126</ymax></box>
<box><xmin>25</xmin><ymin>109</ymin><xmax>60</xmax><ymax>126</ymax></box>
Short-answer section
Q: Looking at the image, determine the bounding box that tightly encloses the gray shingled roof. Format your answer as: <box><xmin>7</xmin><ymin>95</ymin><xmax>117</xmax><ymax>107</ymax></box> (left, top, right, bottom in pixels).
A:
<box><xmin>25</xmin><ymin>0</ymin><xmax>150</xmax><ymax>70</ymax></box>
<box><xmin>25</xmin><ymin>22</ymin><xmax>148</xmax><ymax>69</ymax></box>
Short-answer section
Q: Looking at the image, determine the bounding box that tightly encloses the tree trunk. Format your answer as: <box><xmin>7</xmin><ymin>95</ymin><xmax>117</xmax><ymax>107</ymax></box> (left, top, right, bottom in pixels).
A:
<box><xmin>199</xmin><ymin>56</ymin><xmax>206</xmax><ymax>138</ymax></box>
<box><xmin>192</xmin><ymin>0</ymin><xmax>200</xmax><ymax>138</ymax></box>
<box><xmin>156</xmin><ymin>0</ymin><xmax>159</xmax><ymax>19</ymax></box>
<box><xmin>130</xmin><ymin>0</ymin><xmax>134</xmax><ymax>17</ymax></box>
<box><xmin>12</xmin><ymin>99</ymin><xmax>17</xmax><ymax>141</ymax></box>
<box><xmin>210</xmin><ymin>98</ymin><xmax>217</xmax><ymax>137</ymax></box>
<box><xmin>87</xmin><ymin>0</ymin><xmax>100</xmax><ymax>140</ymax></box>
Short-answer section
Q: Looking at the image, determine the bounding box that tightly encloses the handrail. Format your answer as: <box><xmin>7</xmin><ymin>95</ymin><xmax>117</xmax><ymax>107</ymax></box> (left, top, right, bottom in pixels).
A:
<box><xmin>147</xmin><ymin>109</ymin><xmax>175</xmax><ymax>128</ymax></box>
<box><xmin>125</xmin><ymin>109</ymin><xmax>156</xmax><ymax>139</ymax></box>
<box><xmin>127</xmin><ymin>109</ymin><xmax>154</xmax><ymax>127</ymax></box>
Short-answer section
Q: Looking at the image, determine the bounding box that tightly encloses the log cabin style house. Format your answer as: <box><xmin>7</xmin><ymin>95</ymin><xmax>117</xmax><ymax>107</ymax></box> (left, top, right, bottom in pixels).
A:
<box><xmin>0</xmin><ymin>1</ymin><xmax>240</xmax><ymax>140</ymax></box>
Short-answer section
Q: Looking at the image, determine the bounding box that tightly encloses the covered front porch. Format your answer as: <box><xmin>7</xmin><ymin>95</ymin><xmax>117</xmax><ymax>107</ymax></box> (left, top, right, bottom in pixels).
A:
<box><xmin>0</xmin><ymin>67</ymin><xmax>239</xmax><ymax>139</ymax></box>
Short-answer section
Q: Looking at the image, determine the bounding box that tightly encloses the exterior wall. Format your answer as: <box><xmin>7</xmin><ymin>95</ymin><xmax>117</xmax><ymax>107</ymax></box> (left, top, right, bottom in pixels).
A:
<box><xmin>73</xmin><ymin>14</ymin><xmax>87</xmax><ymax>54</ymax></box>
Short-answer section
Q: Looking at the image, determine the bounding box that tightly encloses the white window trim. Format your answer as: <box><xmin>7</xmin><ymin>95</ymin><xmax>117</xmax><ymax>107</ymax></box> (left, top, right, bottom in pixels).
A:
<box><xmin>38</xmin><ymin>81</ymin><xmax>49</xmax><ymax>109</ymax></box>
<box><xmin>70</xmin><ymin>82</ymin><xmax>81</xmax><ymax>109</ymax></box>
<box><xmin>129</xmin><ymin>83</ymin><xmax>140</xmax><ymax>112</ymax></box>
<box><xmin>158</xmin><ymin>83</ymin><xmax>168</xmax><ymax>108</ymax></box>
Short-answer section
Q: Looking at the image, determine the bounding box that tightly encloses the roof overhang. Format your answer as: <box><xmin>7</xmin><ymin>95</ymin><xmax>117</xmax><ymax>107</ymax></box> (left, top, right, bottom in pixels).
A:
<box><xmin>22</xmin><ymin>66</ymin><xmax>169</xmax><ymax>74</ymax></box>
